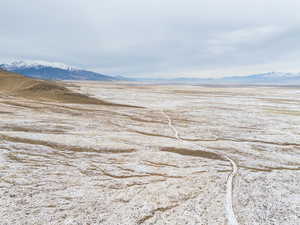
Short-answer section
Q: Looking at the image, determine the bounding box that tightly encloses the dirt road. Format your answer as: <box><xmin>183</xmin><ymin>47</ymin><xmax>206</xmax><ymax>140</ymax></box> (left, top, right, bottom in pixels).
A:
<box><xmin>161</xmin><ymin>110</ymin><xmax>240</xmax><ymax>225</ymax></box>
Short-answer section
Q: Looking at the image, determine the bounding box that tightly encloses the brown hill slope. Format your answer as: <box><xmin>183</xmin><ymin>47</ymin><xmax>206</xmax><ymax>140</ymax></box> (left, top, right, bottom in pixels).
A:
<box><xmin>0</xmin><ymin>70</ymin><xmax>136</xmax><ymax>107</ymax></box>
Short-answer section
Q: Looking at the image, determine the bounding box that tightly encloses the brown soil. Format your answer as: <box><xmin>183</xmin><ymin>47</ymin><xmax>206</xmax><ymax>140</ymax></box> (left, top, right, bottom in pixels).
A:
<box><xmin>160</xmin><ymin>147</ymin><xmax>224</xmax><ymax>161</ymax></box>
<box><xmin>0</xmin><ymin>134</ymin><xmax>137</xmax><ymax>154</ymax></box>
<box><xmin>0</xmin><ymin>70</ymin><xmax>139</xmax><ymax>107</ymax></box>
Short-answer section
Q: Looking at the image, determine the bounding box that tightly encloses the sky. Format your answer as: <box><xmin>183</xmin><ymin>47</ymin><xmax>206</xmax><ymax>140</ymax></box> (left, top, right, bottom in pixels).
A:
<box><xmin>1</xmin><ymin>0</ymin><xmax>300</xmax><ymax>78</ymax></box>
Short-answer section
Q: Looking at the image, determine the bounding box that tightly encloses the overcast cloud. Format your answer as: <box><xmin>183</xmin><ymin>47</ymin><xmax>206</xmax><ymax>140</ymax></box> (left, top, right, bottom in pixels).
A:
<box><xmin>1</xmin><ymin>0</ymin><xmax>300</xmax><ymax>78</ymax></box>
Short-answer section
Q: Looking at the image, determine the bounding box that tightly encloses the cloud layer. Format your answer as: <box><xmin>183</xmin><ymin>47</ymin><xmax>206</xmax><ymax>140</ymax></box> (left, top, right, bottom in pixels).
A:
<box><xmin>1</xmin><ymin>0</ymin><xmax>300</xmax><ymax>77</ymax></box>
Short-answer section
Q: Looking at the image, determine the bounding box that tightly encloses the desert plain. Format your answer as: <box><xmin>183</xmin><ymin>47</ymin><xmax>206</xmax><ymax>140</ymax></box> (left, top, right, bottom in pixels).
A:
<box><xmin>0</xmin><ymin>75</ymin><xmax>299</xmax><ymax>225</ymax></box>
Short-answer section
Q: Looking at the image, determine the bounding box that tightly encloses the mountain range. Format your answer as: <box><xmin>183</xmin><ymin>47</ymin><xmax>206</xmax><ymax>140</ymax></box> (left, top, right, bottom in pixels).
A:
<box><xmin>0</xmin><ymin>60</ymin><xmax>124</xmax><ymax>81</ymax></box>
<box><xmin>1</xmin><ymin>60</ymin><xmax>300</xmax><ymax>85</ymax></box>
<box><xmin>144</xmin><ymin>72</ymin><xmax>300</xmax><ymax>85</ymax></box>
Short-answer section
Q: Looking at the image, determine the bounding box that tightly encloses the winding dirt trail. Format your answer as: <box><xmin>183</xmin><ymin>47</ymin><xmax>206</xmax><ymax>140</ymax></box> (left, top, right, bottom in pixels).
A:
<box><xmin>161</xmin><ymin>110</ymin><xmax>240</xmax><ymax>225</ymax></box>
<box><xmin>223</xmin><ymin>155</ymin><xmax>239</xmax><ymax>225</ymax></box>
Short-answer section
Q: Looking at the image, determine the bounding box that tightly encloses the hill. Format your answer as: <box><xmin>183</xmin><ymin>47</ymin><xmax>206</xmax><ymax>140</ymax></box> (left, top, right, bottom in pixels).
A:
<box><xmin>0</xmin><ymin>70</ymin><xmax>135</xmax><ymax>107</ymax></box>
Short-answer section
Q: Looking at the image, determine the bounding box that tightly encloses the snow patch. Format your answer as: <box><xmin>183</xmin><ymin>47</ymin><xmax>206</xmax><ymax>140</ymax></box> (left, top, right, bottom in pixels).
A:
<box><xmin>1</xmin><ymin>60</ymin><xmax>80</xmax><ymax>71</ymax></box>
<box><xmin>262</xmin><ymin>72</ymin><xmax>300</xmax><ymax>78</ymax></box>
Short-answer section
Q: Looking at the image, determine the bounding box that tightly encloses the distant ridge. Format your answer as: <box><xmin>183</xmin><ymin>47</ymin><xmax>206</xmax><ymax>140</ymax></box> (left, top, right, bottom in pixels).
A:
<box><xmin>0</xmin><ymin>60</ymin><xmax>125</xmax><ymax>81</ymax></box>
<box><xmin>2</xmin><ymin>60</ymin><xmax>300</xmax><ymax>84</ymax></box>
<box><xmin>136</xmin><ymin>72</ymin><xmax>300</xmax><ymax>85</ymax></box>
<box><xmin>216</xmin><ymin>72</ymin><xmax>300</xmax><ymax>85</ymax></box>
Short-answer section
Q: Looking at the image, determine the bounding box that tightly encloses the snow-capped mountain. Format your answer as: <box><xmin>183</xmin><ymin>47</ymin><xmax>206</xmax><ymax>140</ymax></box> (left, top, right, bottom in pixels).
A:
<box><xmin>1</xmin><ymin>60</ymin><xmax>78</xmax><ymax>71</ymax></box>
<box><xmin>260</xmin><ymin>72</ymin><xmax>300</xmax><ymax>78</ymax></box>
<box><xmin>1</xmin><ymin>60</ymin><xmax>299</xmax><ymax>84</ymax></box>
<box><xmin>218</xmin><ymin>72</ymin><xmax>300</xmax><ymax>84</ymax></box>
<box><xmin>136</xmin><ymin>72</ymin><xmax>300</xmax><ymax>85</ymax></box>
<box><xmin>0</xmin><ymin>60</ymin><xmax>124</xmax><ymax>81</ymax></box>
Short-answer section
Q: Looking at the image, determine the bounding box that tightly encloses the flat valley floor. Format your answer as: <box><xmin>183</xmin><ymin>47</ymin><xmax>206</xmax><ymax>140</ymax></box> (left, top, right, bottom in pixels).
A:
<box><xmin>0</xmin><ymin>82</ymin><xmax>299</xmax><ymax>225</ymax></box>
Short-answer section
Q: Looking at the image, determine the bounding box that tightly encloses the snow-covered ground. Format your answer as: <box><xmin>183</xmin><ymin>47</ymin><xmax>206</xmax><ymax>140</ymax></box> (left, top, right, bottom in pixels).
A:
<box><xmin>0</xmin><ymin>83</ymin><xmax>299</xmax><ymax>225</ymax></box>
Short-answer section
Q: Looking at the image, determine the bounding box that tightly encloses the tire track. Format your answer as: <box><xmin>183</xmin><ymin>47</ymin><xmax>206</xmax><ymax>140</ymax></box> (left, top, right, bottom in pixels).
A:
<box><xmin>161</xmin><ymin>110</ymin><xmax>240</xmax><ymax>225</ymax></box>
